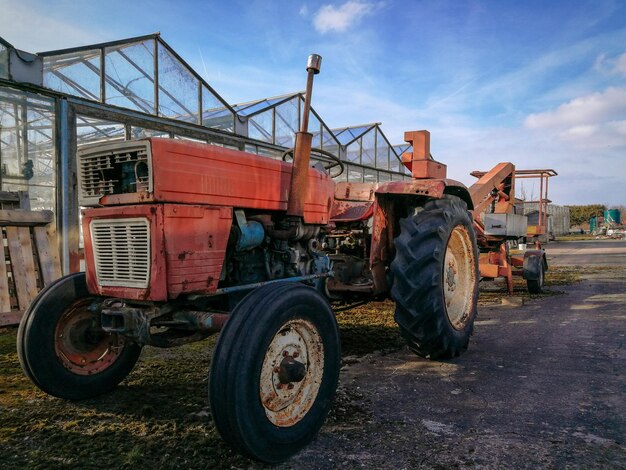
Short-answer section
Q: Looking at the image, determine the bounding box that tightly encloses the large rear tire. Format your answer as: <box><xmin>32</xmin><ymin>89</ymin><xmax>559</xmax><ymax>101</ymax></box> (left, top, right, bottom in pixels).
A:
<box><xmin>209</xmin><ymin>282</ymin><xmax>340</xmax><ymax>464</ymax></box>
<box><xmin>17</xmin><ymin>273</ymin><xmax>142</xmax><ymax>400</ymax></box>
<box><xmin>391</xmin><ymin>195</ymin><xmax>479</xmax><ymax>359</ymax></box>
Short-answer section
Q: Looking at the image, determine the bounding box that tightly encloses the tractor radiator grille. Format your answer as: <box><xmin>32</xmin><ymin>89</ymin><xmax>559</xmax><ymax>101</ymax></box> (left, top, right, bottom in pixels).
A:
<box><xmin>90</xmin><ymin>218</ymin><xmax>151</xmax><ymax>288</ymax></box>
<box><xmin>78</xmin><ymin>141</ymin><xmax>152</xmax><ymax>206</ymax></box>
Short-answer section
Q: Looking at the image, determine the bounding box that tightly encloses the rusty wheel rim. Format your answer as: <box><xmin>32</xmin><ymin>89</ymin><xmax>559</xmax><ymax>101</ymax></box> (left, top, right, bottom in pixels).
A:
<box><xmin>54</xmin><ymin>298</ymin><xmax>125</xmax><ymax>376</ymax></box>
<box><xmin>444</xmin><ymin>225</ymin><xmax>476</xmax><ymax>330</ymax></box>
<box><xmin>259</xmin><ymin>319</ymin><xmax>324</xmax><ymax>427</ymax></box>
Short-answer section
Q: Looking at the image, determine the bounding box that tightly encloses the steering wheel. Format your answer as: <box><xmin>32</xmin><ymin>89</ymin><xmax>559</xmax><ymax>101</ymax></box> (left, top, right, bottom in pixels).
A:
<box><xmin>282</xmin><ymin>147</ymin><xmax>345</xmax><ymax>178</ymax></box>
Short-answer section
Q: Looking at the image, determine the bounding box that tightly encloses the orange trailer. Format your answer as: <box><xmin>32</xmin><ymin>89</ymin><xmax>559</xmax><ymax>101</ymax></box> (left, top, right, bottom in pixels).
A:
<box><xmin>469</xmin><ymin>166</ymin><xmax>557</xmax><ymax>294</ymax></box>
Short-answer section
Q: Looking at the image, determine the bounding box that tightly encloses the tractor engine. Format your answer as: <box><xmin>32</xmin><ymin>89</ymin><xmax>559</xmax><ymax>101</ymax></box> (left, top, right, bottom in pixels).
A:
<box><xmin>224</xmin><ymin>212</ymin><xmax>330</xmax><ymax>288</ymax></box>
<box><xmin>322</xmin><ymin>221</ymin><xmax>372</xmax><ymax>290</ymax></box>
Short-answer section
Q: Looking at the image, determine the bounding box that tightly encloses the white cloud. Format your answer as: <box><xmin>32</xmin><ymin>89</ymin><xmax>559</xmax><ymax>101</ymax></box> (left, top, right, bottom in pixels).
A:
<box><xmin>313</xmin><ymin>1</ymin><xmax>376</xmax><ymax>34</ymax></box>
<box><xmin>299</xmin><ymin>4</ymin><xmax>309</xmax><ymax>17</ymax></box>
<box><xmin>524</xmin><ymin>87</ymin><xmax>626</xmax><ymax>129</ymax></box>
<box><xmin>0</xmin><ymin>2</ymin><xmax>103</xmax><ymax>52</ymax></box>
<box><xmin>593</xmin><ymin>51</ymin><xmax>626</xmax><ymax>77</ymax></box>
<box><xmin>613</xmin><ymin>52</ymin><xmax>626</xmax><ymax>77</ymax></box>
<box><xmin>560</xmin><ymin>124</ymin><xmax>597</xmax><ymax>138</ymax></box>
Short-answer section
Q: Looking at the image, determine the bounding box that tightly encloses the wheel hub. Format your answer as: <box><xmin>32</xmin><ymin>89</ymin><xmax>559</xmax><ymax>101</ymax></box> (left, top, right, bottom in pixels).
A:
<box><xmin>443</xmin><ymin>225</ymin><xmax>476</xmax><ymax>330</ymax></box>
<box><xmin>54</xmin><ymin>299</ymin><xmax>125</xmax><ymax>376</ymax></box>
<box><xmin>277</xmin><ymin>354</ymin><xmax>307</xmax><ymax>384</ymax></box>
<box><xmin>259</xmin><ymin>319</ymin><xmax>324</xmax><ymax>427</ymax></box>
<box><xmin>446</xmin><ymin>260</ymin><xmax>457</xmax><ymax>291</ymax></box>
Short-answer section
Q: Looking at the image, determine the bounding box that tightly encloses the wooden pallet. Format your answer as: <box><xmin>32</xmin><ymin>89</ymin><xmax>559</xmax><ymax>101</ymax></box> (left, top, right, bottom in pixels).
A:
<box><xmin>0</xmin><ymin>204</ymin><xmax>62</xmax><ymax>327</ymax></box>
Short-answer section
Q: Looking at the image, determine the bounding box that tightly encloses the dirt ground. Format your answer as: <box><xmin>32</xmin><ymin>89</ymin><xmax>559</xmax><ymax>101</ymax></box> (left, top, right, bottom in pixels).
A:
<box><xmin>1</xmin><ymin>240</ymin><xmax>625</xmax><ymax>469</ymax></box>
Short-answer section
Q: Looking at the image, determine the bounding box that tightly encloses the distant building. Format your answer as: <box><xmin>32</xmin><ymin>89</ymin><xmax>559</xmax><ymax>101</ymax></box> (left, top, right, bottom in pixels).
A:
<box><xmin>523</xmin><ymin>203</ymin><xmax>570</xmax><ymax>237</ymax></box>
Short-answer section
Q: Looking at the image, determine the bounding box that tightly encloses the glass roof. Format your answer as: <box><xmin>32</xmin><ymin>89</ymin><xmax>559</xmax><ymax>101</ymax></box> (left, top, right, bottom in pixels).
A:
<box><xmin>332</xmin><ymin>123</ymin><xmax>378</xmax><ymax>145</ymax></box>
<box><xmin>1</xmin><ymin>33</ymin><xmax>411</xmax><ymax>181</ymax></box>
<box><xmin>39</xmin><ymin>34</ymin><xmax>236</xmax><ymax>132</ymax></box>
<box><xmin>393</xmin><ymin>144</ymin><xmax>411</xmax><ymax>156</ymax></box>
<box><xmin>232</xmin><ymin>93</ymin><xmax>299</xmax><ymax>117</ymax></box>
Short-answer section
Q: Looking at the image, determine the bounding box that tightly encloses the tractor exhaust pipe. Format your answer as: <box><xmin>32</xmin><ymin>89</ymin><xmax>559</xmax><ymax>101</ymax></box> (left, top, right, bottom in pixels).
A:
<box><xmin>287</xmin><ymin>54</ymin><xmax>322</xmax><ymax>218</ymax></box>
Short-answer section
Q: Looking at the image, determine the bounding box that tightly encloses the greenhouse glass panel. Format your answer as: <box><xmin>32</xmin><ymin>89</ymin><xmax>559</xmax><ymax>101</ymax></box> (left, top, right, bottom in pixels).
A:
<box><xmin>158</xmin><ymin>42</ymin><xmax>199</xmax><ymax>123</ymax></box>
<box><xmin>333</xmin><ymin>125</ymin><xmax>370</xmax><ymax>145</ymax></box>
<box><xmin>76</xmin><ymin>115</ymin><xmax>125</xmax><ymax>146</ymax></box>
<box><xmin>257</xmin><ymin>146</ymin><xmax>282</xmax><ymax>160</ymax></box>
<box><xmin>393</xmin><ymin>144</ymin><xmax>411</xmax><ymax>155</ymax></box>
<box><xmin>361</xmin><ymin>129</ymin><xmax>375</xmax><ymax>166</ymax></box>
<box><xmin>363</xmin><ymin>167</ymin><xmax>377</xmax><ymax>182</ymax></box>
<box><xmin>335</xmin><ymin>165</ymin><xmax>348</xmax><ymax>182</ymax></box>
<box><xmin>248</xmin><ymin>109</ymin><xmax>273</xmax><ymax>143</ymax></box>
<box><xmin>308</xmin><ymin>113</ymin><xmax>322</xmax><ymax>149</ymax></box>
<box><xmin>0</xmin><ymin>87</ymin><xmax>56</xmax><ymax>211</ymax></box>
<box><xmin>321</xmin><ymin>128</ymin><xmax>340</xmax><ymax>156</ymax></box>
<box><xmin>392</xmin><ymin>144</ymin><xmax>410</xmax><ymax>171</ymax></box>
<box><xmin>202</xmin><ymin>85</ymin><xmax>233</xmax><ymax>131</ymax></box>
<box><xmin>44</xmin><ymin>49</ymin><xmax>101</xmax><ymax>100</ymax></box>
<box><xmin>234</xmin><ymin>96</ymin><xmax>290</xmax><ymax>116</ymax></box>
<box><xmin>244</xmin><ymin>144</ymin><xmax>258</xmax><ymax>154</ymax></box>
<box><xmin>174</xmin><ymin>134</ymin><xmax>207</xmax><ymax>143</ymax></box>
<box><xmin>346</xmin><ymin>140</ymin><xmax>361</xmax><ymax>163</ymax></box>
<box><xmin>0</xmin><ymin>93</ymin><xmax>21</xmax><ymax>179</ymax></box>
<box><xmin>105</xmin><ymin>40</ymin><xmax>155</xmax><ymax>114</ymax></box>
<box><xmin>346</xmin><ymin>164</ymin><xmax>363</xmax><ymax>182</ymax></box>
<box><xmin>27</xmin><ymin>108</ymin><xmax>55</xmax><ymax>179</ymax></box>
<box><xmin>275</xmin><ymin>98</ymin><xmax>299</xmax><ymax>148</ymax></box>
<box><xmin>131</xmin><ymin>127</ymin><xmax>170</xmax><ymax>139</ymax></box>
<box><xmin>0</xmin><ymin>43</ymin><xmax>9</xmax><ymax>79</ymax></box>
<box><xmin>378</xmin><ymin>171</ymin><xmax>392</xmax><ymax>182</ymax></box>
<box><xmin>375</xmin><ymin>129</ymin><xmax>390</xmax><ymax>170</ymax></box>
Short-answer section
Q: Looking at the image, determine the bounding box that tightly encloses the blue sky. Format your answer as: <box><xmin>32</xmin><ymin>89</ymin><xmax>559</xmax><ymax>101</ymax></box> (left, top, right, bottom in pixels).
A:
<box><xmin>1</xmin><ymin>0</ymin><xmax>625</xmax><ymax>206</ymax></box>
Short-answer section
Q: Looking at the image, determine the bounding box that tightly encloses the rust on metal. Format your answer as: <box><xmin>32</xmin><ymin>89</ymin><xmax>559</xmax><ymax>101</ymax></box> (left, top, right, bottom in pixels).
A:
<box><xmin>54</xmin><ymin>298</ymin><xmax>125</xmax><ymax>376</ymax></box>
<box><xmin>334</xmin><ymin>182</ymin><xmax>377</xmax><ymax>201</ymax></box>
<box><xmin>376</xmin><ymin>178</ymin><xmax>448</xmax><ymax>197</ymax></box>
<box><xmin>259</xmin><ymin>319</ymin><xmax>324</xmax><ymax>428</ymax></box>
<box><xmin>330</xmin><ymin>201</ymin><xmax>374</xmax><ymax>222</ymax></box>
<box><xmin>401</xmin><ymin>130</ymin><xmax>448</xmax><ymax>179</ymax></box>
<box><xmin>514</xmin><ymin>169</ymin><xmax>557</xmax><ymax>237</ymax></box>
<box><xmin>286</xmin><ymin>131</ymin><xmax>314</xmax><ymax>217</ymax></box>
<box><xmin>469</xmin><ymin>162</ymin><xmax>516</xmax><ymax>216</ymax></box>
<box><xmin>287</xmin><ymin>54</ymin><xmax>321</xmax><ymax>219</ymax></box>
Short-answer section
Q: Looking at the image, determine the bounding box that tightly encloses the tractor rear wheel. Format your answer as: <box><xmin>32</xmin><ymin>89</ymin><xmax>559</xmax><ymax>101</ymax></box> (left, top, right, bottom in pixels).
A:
<box><xmin>391</xmin><ymin>195</ymin><xmax>479</xmax><ymax>359</ymax></box>
<box><xmin>209</xmin><ymin>282</ymin><xmax>340</xmax><ymax>463</ymax></box>
<box><xmin>17</xmin><ymin>273</ymin><xmax>142</xmax><ymax>400</ymax></box>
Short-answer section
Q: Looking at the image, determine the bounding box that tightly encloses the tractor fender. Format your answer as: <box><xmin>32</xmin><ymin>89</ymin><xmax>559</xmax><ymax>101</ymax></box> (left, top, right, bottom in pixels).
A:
<box><xmin>376</xmin><ymin>179</ymin><xmax>473</xmax><ymax>210</ymax></box>
<box><xmin>522</xmin><ymin>250</ymin><xmax>548</xmax><ymax>280</ymax></box>
<box><xmin>367</xmin><ymin>179</ymin><xmax>473</xmax><ymax>294</ymax></box>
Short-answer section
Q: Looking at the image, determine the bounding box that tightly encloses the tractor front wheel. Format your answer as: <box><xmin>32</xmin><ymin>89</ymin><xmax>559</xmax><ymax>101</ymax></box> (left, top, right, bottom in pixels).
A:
<box><xmin>209</xmin><ymin>282</ymin><xmax>340</xmax><ymax>464</ymax></box>
<box><xmin>17</xmin><ymin>273</ymin><xmax>142</xmax><ymax>400</ymax></box>
<box><xmin>391</xmin><ymin>195</ymin><xmax>479</xmax><ymax>359</ymax></box>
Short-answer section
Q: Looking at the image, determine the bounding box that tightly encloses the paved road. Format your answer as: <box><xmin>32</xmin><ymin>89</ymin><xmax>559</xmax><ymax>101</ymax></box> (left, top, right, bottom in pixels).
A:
<box><xmin>286</xmin><ymin>240</ymin><xmax>626</xmax><ymax>469</ymax></box>
<box><xmin>546</xmin><ymin>239</ymin><xmax>626</xmax><ymax>266</ymax></box>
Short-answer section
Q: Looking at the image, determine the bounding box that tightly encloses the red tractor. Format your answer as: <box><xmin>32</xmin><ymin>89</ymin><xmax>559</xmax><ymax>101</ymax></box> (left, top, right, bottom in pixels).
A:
<box><xmin>17</xmin><ymin>55</ymin><xmax>479</xmax><ymax>463</ymax></box>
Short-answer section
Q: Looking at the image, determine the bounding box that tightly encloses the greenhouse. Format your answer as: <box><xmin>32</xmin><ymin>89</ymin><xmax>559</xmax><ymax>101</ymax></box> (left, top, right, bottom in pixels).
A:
<box><xmin>0</xmin><ymin>33</ymin><xmax>411</xmax><ymax>272</ymax></box>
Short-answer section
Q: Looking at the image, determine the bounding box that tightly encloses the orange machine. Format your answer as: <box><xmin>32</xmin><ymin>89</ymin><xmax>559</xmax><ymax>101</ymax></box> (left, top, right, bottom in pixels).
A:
<box><xmin>469</xmin><ymin>166</ymin><xmax>556</xmax><ymax>294</ymax></box>
<box><xmin>19</xmin><ymin>55</ymin><xmax>481</xmax><ymax>463</ymax></box>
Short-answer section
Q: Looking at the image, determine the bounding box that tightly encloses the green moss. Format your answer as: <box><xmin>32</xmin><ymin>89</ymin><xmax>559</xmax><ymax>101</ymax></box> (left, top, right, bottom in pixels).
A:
<box><xmin>335</xmin><ymin>300</ymin><xmax>404</xmax><ymax>356</ymax></box>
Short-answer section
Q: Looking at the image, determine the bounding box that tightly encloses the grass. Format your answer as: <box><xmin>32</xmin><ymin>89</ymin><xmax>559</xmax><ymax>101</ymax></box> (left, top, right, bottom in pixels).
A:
<box><xmin>555</xmin><ymin>234</ymin><xmax>597</xmax><ymax>241</ymax></box>
<box><xmin>1</xmin><ymin>264</ymin><xmax>622</xmax><ymax>468</ymax></box>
